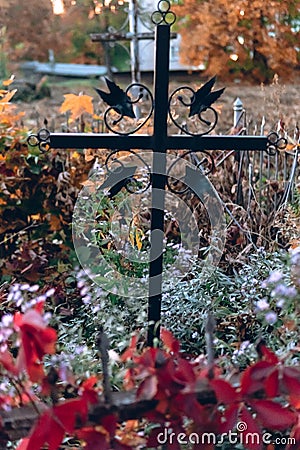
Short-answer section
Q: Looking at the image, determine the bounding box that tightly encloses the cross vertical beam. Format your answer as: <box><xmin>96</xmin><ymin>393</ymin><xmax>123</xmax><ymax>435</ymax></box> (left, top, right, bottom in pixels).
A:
<box><xmin>147</xmin><ymin>24</ymin><xmax>170</xmax><ymax>346</ymax></box>
<box><xmin>28</xmin><ymin>1</ymin><xmax>283</xmax><ymax>351</ymax></box>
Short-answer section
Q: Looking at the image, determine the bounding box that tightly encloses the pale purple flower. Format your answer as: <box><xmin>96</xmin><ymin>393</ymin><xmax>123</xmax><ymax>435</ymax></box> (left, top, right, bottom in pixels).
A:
<box><xmin>77</xmin><ymin>280</ymin><xmax>85</xmax><ymax>289</ymax></box>
<box><xmin>265</xmin><ymin>311</ymin><xmax>277</xmax><ymax>325</ymax></box>
<box><xmin>82</xmin><ymin>295</ymin><xmax>92</xmax><ymax>305</ymax></box>
<box><xmin>276</xmin><ymin>299</ymin><xmax>285</xmax><ymax>308</ymax></box>
<box><xmin>271</xmin><ymin>284</ymin><xmax>297</xmax><ymax>298</ymax></box>
<box><xmin>267</xmin><ymin>270</ymin><xmax>283</xmax><ymax>283</ymax></box>
<box><xmin>256</xmin><ymin>299</ymin><xmax>269</xmax><ymax>311</ymax></box>
<box><xmin>80</xmin><ymin>286</ymin><xmax>90</xmax><ymax>297</ymax></box>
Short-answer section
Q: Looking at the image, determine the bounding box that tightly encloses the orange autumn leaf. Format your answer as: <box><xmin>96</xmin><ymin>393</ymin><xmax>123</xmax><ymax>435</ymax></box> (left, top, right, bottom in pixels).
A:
<box><xmin>0</xmin><ymin>88</ymin><xmax>17</xmax><ymax>104</ymax></box>
<box><xmin>3</xmin><ymin>75</ymin><xmax>15</xmax><ymax>86</ymax></box>
<box><xmin>60</xmin><ymin>93</ymin><xmax>94</xmax><ymax>121</ymax></box>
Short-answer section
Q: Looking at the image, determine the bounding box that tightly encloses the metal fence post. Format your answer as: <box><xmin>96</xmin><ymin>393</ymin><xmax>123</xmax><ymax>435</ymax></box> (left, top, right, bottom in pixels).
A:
<box><xmin>233</xmin><ymin>97</ymin><xmax>243</xmax><ymax>128</ymax></box>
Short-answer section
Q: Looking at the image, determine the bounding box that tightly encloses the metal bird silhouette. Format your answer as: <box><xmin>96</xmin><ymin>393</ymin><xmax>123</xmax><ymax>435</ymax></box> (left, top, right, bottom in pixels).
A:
<box><xmin>189</xmin><ymin>76</ymin><xmax>225</xmax><ymax>118</ymax></box>
<box><xmin>95</xmin><ymin>78</ymin><xmax>135</xmax><ymax>119</ymax></box>
<box><xmin>99</xmin><ymin>165</ymin><xmax>137</xmax><ymax>198</ymax></box>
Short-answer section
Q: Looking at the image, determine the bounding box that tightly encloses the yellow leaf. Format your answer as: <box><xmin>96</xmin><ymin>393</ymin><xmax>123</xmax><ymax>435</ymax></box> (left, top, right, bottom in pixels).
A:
<box><xmin>71</xmin><ymin>151</ymin><xmax>80</xmax><ymax>159</ymax></box>
<box><xmin>93</xmin><ymin>113</ymin><xmax>103</xmax><ymax>120</ymax></box>
<box><xmin>3</xmin><ymin>75</ymin><xmax>15</xmax><ymax>86</ymax></box>
<box><xmin>129</xmin><ymin>230</ymin><xmax>135</xmax><ymax>248</ymax></box>
<box><xmin>60</xmin><ymin>93</ymin><xmax>94</xmax><ymax>121</ymax></box>
<box><xmin>135</xmin><ymin>229</ymin><xmax>143</xmax><ymax>251</ymax></box>
<box><xmin>30</xmin><ymin>213</ymin><xmax>41</xmax><ymax>221</ymax></box>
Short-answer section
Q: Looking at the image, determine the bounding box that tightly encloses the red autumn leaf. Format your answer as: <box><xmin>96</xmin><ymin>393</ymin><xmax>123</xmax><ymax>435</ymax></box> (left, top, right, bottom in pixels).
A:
<box><xmin>250</xmin><ymin>399</ymin><xmax>297</xmax><ymax>431</ymax></box>
<box><xmin>172</xmin><ymin>358</ymin><xmax>195</xmax><ymax>385</ymax></box>
<box><xmin>161</xmin><ymin>328</ymin><xmax>180</xmax><ymax>354</ymax></box>
<box><xmin>264</xmin><ymin>368</ymin><xmax>279</xmax><ymax>398</ymax></box>
<box><xmin>256</xmin><ymin>342</ymin><xmax>279</xmax><ymax>364</ymax></box>
<box><xmin>210</xmin><ymin>379</ymin><xmax>239</xmax><ymax>404</ymax></box>
<box><xmin>136</xmin><ymin>347</ymin><xmax>166</xmax><ymax>372</ymax></box>
<box><xmin>101</xmin><ymin>414</ymin><xmax>117</xmax><ymax>438</ymax></box>
<box><xmin>15</xmin><ymin>438</ymin><xmax>30</xmax><ymax>450</ymax></box>
<box><xmin>0</xmin><ymin>349</ymin><xmax>19</xmax><ymax>376</ymax></box>
<box><xmin>239</xmin><ymin>405</ymin><xmax>262</xmax><ymax>450</ymax></box>
<box><xmin>240</xmin><ymin>361</ymin><xmax>275</xmax><ymax>396</ymax></box>
<box><xmin>81</xmin><ymin>375</ymin><xmax>98</xmax><ymax>390</ymax></box>
<box><xmin>121</xmin><ymin>335</ymin><xmax>138</xmax><ymax>362</ymax></box>
<box><xmin>80</xmin><ymin>375</ymin><xmax>99</xmax><ymax>404</ymax></box>
<box><xmin>26</xmin><ymin>408</ymin><xmax>65</xmax><ymax>450</ymax></box>
<box><xmin>173</xmin><ymin>392</ymin><xmax>204</xmax><ymax>424</ymax></box>
<box><xmin>27</xmin><ymin>398</ymin><xmax>88</xmax><ymax>450</ymax></box>
<box><xmin>282</xmin><ymin>371</ymin><xmax>300</xmax><ymax>409</ymax></box>
<box><xmin>14</xmin><ymin>306</ymin><xmax>57</xmax><ymax>382</ymax></box>
<box><xmin>54</xmin><ymin>398</ymin><xmax>88</xmax><ymax>433</ymax></box>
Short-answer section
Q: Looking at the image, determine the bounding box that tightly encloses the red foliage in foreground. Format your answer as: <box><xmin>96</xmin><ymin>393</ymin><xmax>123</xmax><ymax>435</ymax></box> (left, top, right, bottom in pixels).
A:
<box><xmin>0</xmin><ymin>305</ymin><xmax>299</xmax><ymax>450</ymax></box>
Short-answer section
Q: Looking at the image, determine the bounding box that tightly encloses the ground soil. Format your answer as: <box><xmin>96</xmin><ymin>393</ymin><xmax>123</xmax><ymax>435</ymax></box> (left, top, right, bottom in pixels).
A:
<box><xmin>15</xmin><ymin>72</ymin><xmax>300</xmax><ymax>137</ymax></box>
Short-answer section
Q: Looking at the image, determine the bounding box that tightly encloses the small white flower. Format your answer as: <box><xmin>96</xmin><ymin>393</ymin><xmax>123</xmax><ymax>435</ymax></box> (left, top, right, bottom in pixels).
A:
<box><xmin>11</xmin><ymin>284</ymin><xmax>20</xmax><ymax>292</ymax></box>
<box><xmin>1</xmin><ymin>315</ymin><xmax>13</xmax><ymax>327</ymax></box>
<box><xmin>45</xmin><ymin>288</ymin><xmax>55</xmax><ymax>297</ymax></box>
<box><xmin>43</xmin><ymin>312</ymin><xmax>52</xmax><ymax>323</ymax></box>
<box><xmin>20</xmin><ymin>284</ymin><xmax>30</xmax><ymax>291</ymax></box>
<box><xmin>29</xmin><ymin>285</ymin><xmax>39</xmax><ymax>293</ymax></box>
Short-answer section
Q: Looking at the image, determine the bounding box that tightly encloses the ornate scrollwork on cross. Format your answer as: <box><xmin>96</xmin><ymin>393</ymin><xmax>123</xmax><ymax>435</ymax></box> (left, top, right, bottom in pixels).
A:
<box><xmin>166</xmin><ymin>150</ymin><xmax>216</xmax><ymax>195</ymax></box>
<box><xmin>27</xmin><ymin>128</ymin><xmax>51</xmax><ymax>152</ymax></box>
<box><xmin>101</xmin><ymin>150</ymin><xmax>152</xmax><ymax>196</ymax></box>
<box><xmin>96</xmin><ymin>79</ymin><xmax>154</xmax><ymax>136</ymax></box>
<box><xmin>266</xmin><ymin>132</ymin><xmax>287</xmax><ymax>155</ymax></box>
<box><xmin>168</xmin><ymin>77</ymin><xmax>225</xmax><ymax>136</ymax></box>
<box><xmin>151</xmin><ymin>0</ymin><xmax>176</xmax><ymax>26</ymax></box>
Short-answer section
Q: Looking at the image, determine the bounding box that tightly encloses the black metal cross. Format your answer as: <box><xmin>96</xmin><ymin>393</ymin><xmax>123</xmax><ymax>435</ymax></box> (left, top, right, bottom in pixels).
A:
<box><xmin>28</xmin><ymin>1</ymin><xmax>286</xmax><ymax>346</ymax></box>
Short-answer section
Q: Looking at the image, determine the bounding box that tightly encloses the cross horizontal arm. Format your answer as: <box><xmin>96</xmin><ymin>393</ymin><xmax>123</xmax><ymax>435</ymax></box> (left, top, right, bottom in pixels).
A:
<box><xmin>49</xmin><ymin>133</ymin><xmax>268</xmax><ymax>151</ymax></box>
<box><xmin>90</xmin><ymin>32</ymin><xmax>177</xmax><ymax>42</ymax></box>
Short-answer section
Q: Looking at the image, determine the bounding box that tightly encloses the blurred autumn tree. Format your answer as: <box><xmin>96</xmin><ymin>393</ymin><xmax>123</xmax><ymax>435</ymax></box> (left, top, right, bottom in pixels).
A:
<box><xmin>1</xmin><ymin>0</ymin><xmax>128</xmax><ymax>66</ymax></box>
<box><xmin>173</xmin><ymin>0</ymin><xmax>300</xmax><ymax>81</ymax></box>
<box><xmin>2</xmin><ymin>0</ymin><xmax>60</xmax><ymax>61</ymax></box>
